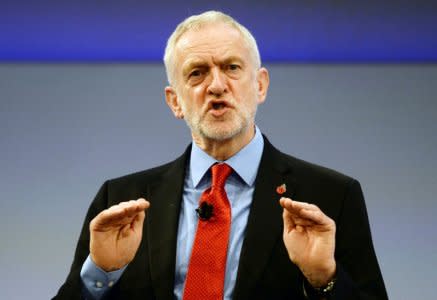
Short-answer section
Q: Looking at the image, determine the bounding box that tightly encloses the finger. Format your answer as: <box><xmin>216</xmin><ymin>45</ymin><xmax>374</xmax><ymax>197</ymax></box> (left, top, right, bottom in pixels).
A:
<box><xmin>136</xmin><ymin>198</ymin><xmax>150</xmax><ymax>211</ymax></box>
<box><xmin>280</xmin><ymin>198</ymin><xmax>325</xmax><ymax>221</ymax></box>
<box><xmin>96</xmin><ymin>205</ymin><xmax>129</xmax><ymax>225</ymax></box>
<box><xmin>289</xmin><ymin>200</ymin><xmax>319</xmax><ymax>212</ymax></box>
<box><xmin>120</xmin><ymin>222</ymin><xmax>132</xmax><ymax>237</ymax></box>
<box><xmin>280</xmin><ymin>197</ymin><xmax>302</xmax><ymax>215</ymax></box>
<box><xmin>280</xmin><ymin>197</ymin><xmax>334</xmax><ymax>228</ymax></box>
<box><xmin>279</xmin><ymin>197</ymin><xmax>294</xmax><ymax>211</ymax></box>
<box><xmin>281</xmin><ymin>201</ymin><xmax>297</xmax><ymax>233</ymax></box>
<box><xmin>298</xmin><ymin>208</ymin><xmax>334</xmax><ymax>227</ymax></box>
<box><xmin>282</xmin><ymin>208</ymin><xmax>316</xmax><ymax>231</ymax></box>
<box><xmin>132</xmin><ymin>210</ymin><xmax>146</xmax><ymax>231</ymax></box>
<box><xmin>92</xmin><ymin>198</ymin><xmax>149</xmax><ymax>228</ymax></box>
<box><xmin>118</xmin><ymin>200</ymin><xmax>144</xmax><ymax>217</ymax></box>
<box><xmin>291</xmin><ymin>216</ymin><xmax>315</xmax><ymax>226</ymax></box>
<box><xmin>111</xmin><ymin>198</ymin><xmax>149</xmax><ymax>216</ymax></box>
<box><xmin>281</xmin><ymin>197</ymin><xmax>319</xmax><ymax>213</ymax></box>
<box><xmin>123</xmin><ymin>199</ymin><xmax>150</xmax><ymax>213</ymax></box>
<box><xmin>121</xmin><ymin>209</ymin><xmax>146</xmax><ymax>236</ymax></box>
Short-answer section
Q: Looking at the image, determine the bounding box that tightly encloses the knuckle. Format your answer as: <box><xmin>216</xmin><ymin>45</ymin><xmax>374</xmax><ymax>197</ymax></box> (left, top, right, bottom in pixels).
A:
<box><xmin>89</xmin><ymin>218</ymin><xmax>97</xmax><ymax>229</ymax></box>
<box><xmin>309</xmin><ymin>203</ymin><xmax>319</xmax><ymax>210</ymax></box>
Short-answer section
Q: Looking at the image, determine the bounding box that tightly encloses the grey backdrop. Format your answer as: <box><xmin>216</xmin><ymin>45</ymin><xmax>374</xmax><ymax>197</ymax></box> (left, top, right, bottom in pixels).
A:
<box><xmin>1</xmin><ymin>64</ymin><xmax>436</xmax><ymax>299</ymax></box>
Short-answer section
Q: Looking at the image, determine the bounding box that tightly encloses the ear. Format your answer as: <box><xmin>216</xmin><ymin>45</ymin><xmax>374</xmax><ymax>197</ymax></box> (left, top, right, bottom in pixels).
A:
<box><xmin>165</xmin><ymin>86</ymin><xmax>184</xmax><ymax>119</ymax></box>
<box><xmin>255</xmin><ymin>67</ymin><xmax>269</xmax><ymax>104</ymax></box>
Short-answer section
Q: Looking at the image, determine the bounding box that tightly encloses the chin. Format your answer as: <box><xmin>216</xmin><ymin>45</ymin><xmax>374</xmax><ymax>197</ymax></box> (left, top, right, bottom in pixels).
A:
<box><xmin>200</xmin><ymin>122</ymin><xmax>248</xmax><ymax>142</ymax></box>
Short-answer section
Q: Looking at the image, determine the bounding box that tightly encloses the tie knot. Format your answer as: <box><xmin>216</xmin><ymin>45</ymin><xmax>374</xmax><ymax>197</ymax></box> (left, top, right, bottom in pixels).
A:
<box><xmin>211</xmin><ymin>163</ymin><xmax>232</xmax><ymax>189</ymax></box>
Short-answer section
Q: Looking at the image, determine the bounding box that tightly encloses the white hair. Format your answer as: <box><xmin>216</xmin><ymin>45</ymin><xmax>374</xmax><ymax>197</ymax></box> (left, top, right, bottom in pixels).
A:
<box><xmin>163</xmin><ymin>10</ymin><xmax>261</xmax><ymax>86</ymax></box>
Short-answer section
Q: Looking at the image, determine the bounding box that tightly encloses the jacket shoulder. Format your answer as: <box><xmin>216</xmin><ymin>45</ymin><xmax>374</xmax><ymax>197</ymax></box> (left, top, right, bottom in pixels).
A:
<box><xmin>263</xmin><ymin>135</ymin><xmax>355</xmax><ymax>186</ymax></box>
<box><xmin>99</xmin><ymin>147</ymin><xmax>190</xmax><ymax>204</ymax></box>
<box><xmin>281</xmin><ymin>151</ymin><xmax>355</xmax><ymax>185</ymax></box>
<box><xmin>108</xmin><ymin>159</ymin><xmax>178</xmax><ymax>186</ymax></box>
<box><xmin>271</xmin><ymin>147</ymin><xmax>361</xmax><ymax>219</ymax></box>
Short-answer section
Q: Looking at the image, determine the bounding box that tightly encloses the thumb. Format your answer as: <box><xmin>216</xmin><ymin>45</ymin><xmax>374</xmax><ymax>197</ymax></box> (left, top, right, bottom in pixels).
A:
<box><xmin>280</xmin><ymin>198</ymin><xmax>295</xmax><ymax>232</ymax></box>
<box><xmin>132</xmin><ymin>210</ymin><xmax>146</xmax><ymax>232</ymax></box>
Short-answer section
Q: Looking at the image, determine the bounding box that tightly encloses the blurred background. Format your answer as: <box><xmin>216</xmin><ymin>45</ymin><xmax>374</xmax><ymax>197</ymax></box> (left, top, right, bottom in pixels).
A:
<box><xmin>1</xmin><ymin>1</ymin><xmax>436</xmax><ymax>299</ymax></box>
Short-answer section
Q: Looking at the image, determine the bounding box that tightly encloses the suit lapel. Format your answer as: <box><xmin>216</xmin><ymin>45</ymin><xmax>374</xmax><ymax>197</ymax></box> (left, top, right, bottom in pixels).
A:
<box><xmin>233</xmin><ymin>137</ymin><xmax>297</xmax><ymax>299</ymax></box>
<box><xmin>145</xmin><ymin>139</ymin><xmax>299</xmax><ymax>299</ymax></box>
<box><xmin>147</xmin><ymin>147</ymin><xmax>190</xmax><ymax>300</ymax></box>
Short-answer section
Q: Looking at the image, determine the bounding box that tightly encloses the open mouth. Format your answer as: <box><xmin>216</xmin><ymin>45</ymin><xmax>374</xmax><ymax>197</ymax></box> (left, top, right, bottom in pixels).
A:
<box><xmin>212</xmin><ymin>102</ymin><xmax>226</xmax><ymax>110</ymax></box>
<box><xmin>208</xmin><ymin>100</ymin><xmax>230</xmax><ymax>117</ymax></box>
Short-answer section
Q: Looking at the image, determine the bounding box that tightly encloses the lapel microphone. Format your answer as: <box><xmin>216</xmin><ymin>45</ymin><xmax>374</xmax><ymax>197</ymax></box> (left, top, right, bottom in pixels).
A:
<box><xmin>196</xmin><ymin>201</ymin><xmax>214</xmax><ymax>220</ymax></box>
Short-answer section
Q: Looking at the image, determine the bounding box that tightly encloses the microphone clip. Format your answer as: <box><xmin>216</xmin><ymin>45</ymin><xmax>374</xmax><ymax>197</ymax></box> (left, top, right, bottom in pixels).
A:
<box><xmin>196</xmin><ymin>201</ymin><xmax>214</xmax><ymax>220</ymax></box>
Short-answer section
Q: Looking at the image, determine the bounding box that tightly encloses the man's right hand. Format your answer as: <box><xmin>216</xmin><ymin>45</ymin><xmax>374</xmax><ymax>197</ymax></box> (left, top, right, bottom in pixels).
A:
<box><xmin>89</xmin><ymin>198</ymin><xmax>150</xmax><ymax>272</ymax></box>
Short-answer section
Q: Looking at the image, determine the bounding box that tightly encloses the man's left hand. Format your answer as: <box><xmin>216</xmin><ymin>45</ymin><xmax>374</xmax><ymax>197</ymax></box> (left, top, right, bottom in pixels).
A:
<box><xmin>279</xmin><ymin>197</ymin><xmax>336</xmax><ymax>288</ymax></box>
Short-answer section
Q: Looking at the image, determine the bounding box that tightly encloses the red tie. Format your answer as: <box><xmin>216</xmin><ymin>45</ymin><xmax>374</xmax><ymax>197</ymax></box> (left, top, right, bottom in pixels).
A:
<box><xmin>183</xmin><ymin>163</ymin><xmax>233</xmax><ymax>300</ymax></box>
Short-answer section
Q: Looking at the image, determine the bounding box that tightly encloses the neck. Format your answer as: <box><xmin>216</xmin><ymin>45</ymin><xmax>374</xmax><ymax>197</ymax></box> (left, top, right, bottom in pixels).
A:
<box><xmin>192</xmin><ymin>125</ymin><xmax>255</xmax><ymax>161</ymax></box>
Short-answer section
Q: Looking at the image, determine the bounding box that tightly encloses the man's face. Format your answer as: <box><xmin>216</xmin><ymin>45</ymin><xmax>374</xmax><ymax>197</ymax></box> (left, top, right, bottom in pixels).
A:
<box><xmin>166</xmin><ymin>22</ymin><xmax>269</xmax><ymax>143</ymax></box>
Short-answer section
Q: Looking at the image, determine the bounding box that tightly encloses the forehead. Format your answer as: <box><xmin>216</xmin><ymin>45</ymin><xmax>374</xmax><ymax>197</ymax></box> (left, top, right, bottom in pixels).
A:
<box><xmin>174</xmin><ymin>23</ymin><xmax>250</xmax><ymax>66</ymax></box>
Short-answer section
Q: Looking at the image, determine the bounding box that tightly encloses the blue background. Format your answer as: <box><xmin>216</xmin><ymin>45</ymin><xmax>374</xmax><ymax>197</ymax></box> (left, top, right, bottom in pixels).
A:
<box><xmin>1</xmin><ymin>0</ymin><xmax>437</xmax><ymax>62</ymax></box>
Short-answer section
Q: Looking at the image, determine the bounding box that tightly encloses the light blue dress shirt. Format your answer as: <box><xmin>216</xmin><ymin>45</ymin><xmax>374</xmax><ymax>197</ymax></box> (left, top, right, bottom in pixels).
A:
<box><xmin>81</xmin><ymin>127</ymin><xmax>264</xmax><ymax>300</ymax></box>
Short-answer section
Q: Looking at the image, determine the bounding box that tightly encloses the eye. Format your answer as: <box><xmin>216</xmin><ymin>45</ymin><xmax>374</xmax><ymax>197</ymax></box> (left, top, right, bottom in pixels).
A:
<box><xmin>228</xmin><ymin>64</ymin><xmax>240</xmax><ymax>71</ymax></box>
<box><xmin>189</xmin><ymin>69</ymin><xmax>201</xmax><ymax>77</ymax></box>
<box><xmin>186</xmin><ymin>68</ymin><xmax>207</xmax><ymax>85</ymax></box>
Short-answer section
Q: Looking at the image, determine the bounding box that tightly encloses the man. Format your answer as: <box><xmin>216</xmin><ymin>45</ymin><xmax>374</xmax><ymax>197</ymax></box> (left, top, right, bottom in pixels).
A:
<box><xmin>54</xmin><ymin>11</ymin><xmax>387</xmax><ymax>300</ymax></box>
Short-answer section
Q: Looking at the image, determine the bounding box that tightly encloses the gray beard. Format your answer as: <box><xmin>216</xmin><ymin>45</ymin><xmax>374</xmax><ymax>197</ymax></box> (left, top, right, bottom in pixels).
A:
<box><xmin>183</xmin><ymin>108</ymin><xmax>256</xmax><ymax>142</ymax></box>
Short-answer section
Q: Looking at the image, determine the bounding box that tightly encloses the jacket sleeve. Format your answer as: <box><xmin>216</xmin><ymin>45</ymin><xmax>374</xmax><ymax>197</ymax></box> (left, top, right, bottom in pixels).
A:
<box><xmin>52</xmin><ymin>181</ymin><xmax>110</xmax><ymax>300</ymax></box>
<box><xmin>331</xmin><ymin>179</ymin><xmax>388</xmax><ymax>300</ymax></box>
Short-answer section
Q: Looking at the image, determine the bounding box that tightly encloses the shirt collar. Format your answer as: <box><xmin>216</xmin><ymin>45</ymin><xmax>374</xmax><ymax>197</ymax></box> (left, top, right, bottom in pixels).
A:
<box><xmin>189</xmin><ymin>126</ymin><xmax>264</xmax><ymax>187</ymax></box>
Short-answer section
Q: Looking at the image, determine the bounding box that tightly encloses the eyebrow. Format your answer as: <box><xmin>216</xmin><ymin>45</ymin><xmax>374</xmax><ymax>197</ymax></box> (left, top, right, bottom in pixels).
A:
<box><xmin>221</xmin><ymin>56</ymin><xmax>245</xmax><ymax>66</ymax></box>
<box><xmin>182</xmin><ymin>56</ymin><xmax>246</xmax><ymax>75</ymax></box>
<box><xmin>182</xmin><ymin>60</ymin><xmax>209</xmax><ymax>76</ymax></box>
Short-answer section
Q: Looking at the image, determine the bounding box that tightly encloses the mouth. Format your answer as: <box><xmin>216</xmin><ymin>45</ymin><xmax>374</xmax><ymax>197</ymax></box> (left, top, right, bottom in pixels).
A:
<box><xmin>208</xmin><ymin>100</ymin><xmax>231</xmax><ymax>117</ymax></box>
<box><xmin>212</xmin><ymin>102</ymin><xmax>226</xmax><ymax>110</ymax></box>
<box><xmin>209</xmin><ymin>100</ymin><xmax>232</xmax><ymax>110</ymax></box>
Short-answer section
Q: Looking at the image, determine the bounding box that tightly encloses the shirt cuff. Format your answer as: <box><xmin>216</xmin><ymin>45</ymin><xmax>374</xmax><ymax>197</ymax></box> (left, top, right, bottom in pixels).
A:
<box><xmin>80</xmin><ymin>255</ymin><xmax>127</xmax><ymax>300</ymax></box>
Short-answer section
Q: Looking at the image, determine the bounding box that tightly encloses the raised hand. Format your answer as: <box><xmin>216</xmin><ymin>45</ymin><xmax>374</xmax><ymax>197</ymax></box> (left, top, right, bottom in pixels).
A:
<box><xmin>279</xmin><ymin>197</ymin><xmax>336</xmax><ymax>287</ymax></box>
<box><xmin>89</xmin><ymin>198</ymin><xmax>150</xmax><ymax>272</ymax></box>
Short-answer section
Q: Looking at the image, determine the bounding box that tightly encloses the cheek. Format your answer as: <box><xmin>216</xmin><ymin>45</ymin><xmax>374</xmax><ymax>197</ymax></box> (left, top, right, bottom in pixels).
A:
<box><xmin>190</xmin><ymin>85</ymin><xmax>208</xmax><ymax>105</ymax></box>
<box><xmin>179</xmin><ymin>85</ymin><xmax>200</xmax><ymax>103</ymax></box>
<box><xmin>192</xmin><ymin>85</ymin><xmax>204</xmax><ymax>96</ymax></box>
<box><xmin>233</xmin><ymin>81</ymin><xmax>257</xmax><ymax>103</ymax></box>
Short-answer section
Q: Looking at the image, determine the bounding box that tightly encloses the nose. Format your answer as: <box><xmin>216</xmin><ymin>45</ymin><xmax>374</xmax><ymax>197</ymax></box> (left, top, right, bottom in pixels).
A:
<box><xmin>207</xmin><ymin>68</ymin><xmax>227</xmax><ymax>96</ymax></box>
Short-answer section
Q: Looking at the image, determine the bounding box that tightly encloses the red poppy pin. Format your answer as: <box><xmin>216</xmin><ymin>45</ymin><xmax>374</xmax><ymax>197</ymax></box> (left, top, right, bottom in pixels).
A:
<box><xmin>276</xmin><ymin>183</ymin><xmax>286</xmax><ymax>195</ymax></box>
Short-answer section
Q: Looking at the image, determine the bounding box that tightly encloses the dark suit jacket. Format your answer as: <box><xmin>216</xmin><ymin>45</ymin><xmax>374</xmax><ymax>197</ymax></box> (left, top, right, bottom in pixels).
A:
<box><xmin>54</xmin><ymin>137</ymin><xmax>387</xmax><ymax>299</ymax></box>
